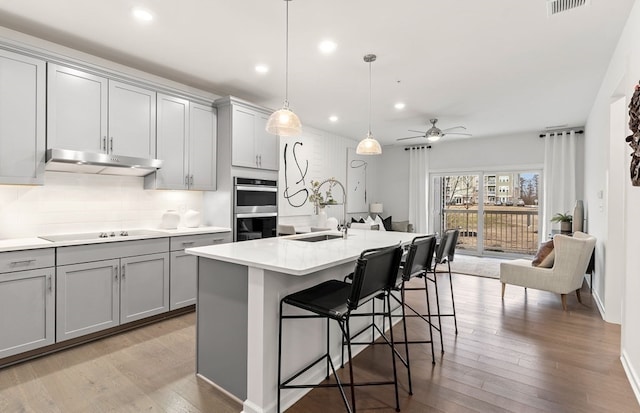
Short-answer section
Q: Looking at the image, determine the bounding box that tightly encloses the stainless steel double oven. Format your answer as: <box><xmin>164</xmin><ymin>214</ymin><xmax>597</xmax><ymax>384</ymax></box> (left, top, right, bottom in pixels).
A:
<box><xmin>233</xmin><ymin>177</ymin><xmax>278</xmax><ymax>242</ymax></box>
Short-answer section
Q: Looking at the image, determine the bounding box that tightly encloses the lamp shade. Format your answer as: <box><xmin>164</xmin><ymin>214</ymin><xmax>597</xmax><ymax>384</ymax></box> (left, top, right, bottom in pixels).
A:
<box><xmin>266</xmin><ymin>107</ymin><xmax>302</xmax><ymax>137</ymax></box>
<box><xmin>370</xmin><ymin>203</ymin><xmax>383</xmax><ymax>214</ymax></box>
<box><xmin>356</xmin><ymin>133</ymin><xmax>382</xmax><ymax>155</ymax></box>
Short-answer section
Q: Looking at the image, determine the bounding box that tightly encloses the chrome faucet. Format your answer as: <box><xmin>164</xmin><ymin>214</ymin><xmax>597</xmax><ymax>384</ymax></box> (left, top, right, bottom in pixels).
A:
<box><xmin>316</xmin><ymin>178</ymin><xmax>348</xmax><ymax>239</ymax></box>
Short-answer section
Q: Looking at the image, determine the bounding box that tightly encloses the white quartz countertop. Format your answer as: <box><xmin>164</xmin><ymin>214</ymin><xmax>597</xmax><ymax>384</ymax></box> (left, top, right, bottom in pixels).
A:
<box><xmin>0</xmin><ymin>226</ymin><xmax>231</xmax><ymax>252</ymax></box>
<box><xmin>186</xmin><ymin>229</ymin><xmax>420</xmax><ymax>276</ymax></box>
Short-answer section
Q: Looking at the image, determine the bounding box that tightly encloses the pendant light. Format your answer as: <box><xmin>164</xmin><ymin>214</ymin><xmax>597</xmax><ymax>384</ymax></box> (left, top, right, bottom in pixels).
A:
<box><xmin>356</xmin><ymin>54</ymin><xmax>382</xmax><ymax>155</ymax></box>
<box><xmin>266</xmin><ymin>0</ymin><xmax>302</xmax><ymax>137</ymax></box>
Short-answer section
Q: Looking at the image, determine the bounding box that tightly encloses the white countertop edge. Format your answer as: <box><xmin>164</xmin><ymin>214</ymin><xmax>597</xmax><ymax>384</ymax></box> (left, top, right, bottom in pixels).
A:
<box><xmin>185</xmin><ymin>247</ymin><xmax>359</xmax><ymax>276</ymax></box>
<box><xmin>0</xmin><ymin>226</ymin><xmax>231</xmax><ymax>252</ymax></box>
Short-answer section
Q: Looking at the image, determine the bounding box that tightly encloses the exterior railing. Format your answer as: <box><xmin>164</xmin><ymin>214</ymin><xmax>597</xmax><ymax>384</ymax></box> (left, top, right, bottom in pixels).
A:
<box><xmin>443</xmin><ymin>208</ymin><xmax>539</xmax><ymax>255</ymax></box>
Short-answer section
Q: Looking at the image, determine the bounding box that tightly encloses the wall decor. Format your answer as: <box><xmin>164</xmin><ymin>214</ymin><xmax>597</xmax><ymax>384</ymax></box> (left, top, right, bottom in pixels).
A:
<box><xmin>347</xmin><ymin>148</ymin><xmax>368</xmax><ymax>213</ymax></box>
<box><xmin>626</xmin><ymin>80</ymin><xmax>640</xmax><ymax>186</ymax></box>
<box><xmin>278</xmin><ymin>126</ymin><xmax>353</xmax><ymax>217</ymax></box>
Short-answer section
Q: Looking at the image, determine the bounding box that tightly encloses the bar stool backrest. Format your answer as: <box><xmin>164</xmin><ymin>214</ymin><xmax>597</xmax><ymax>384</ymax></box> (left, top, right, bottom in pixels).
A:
<box><xmin>435</xmin><ymin>230</ymin><xmax>451</xmax><ymax>265</ymax></box>
<box><xmin>446</xmin><ymin>229</ymin><xmax>460</xmax><ymax>262</ymax></box>
<box><xmin>347</xmin><ymin>245</ymin><xmax>403</xmax><ymax>311</ymax></box>
<box><xmin>402</xmin><ymin>235</ymin><xmax>437</xmax><ymax>281</ymax></box>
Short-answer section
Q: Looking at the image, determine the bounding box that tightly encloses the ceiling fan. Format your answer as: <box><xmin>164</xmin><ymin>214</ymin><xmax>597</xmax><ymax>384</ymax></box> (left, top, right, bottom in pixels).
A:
<box><xmin>397</xmin><ymin>118</ymin><xmax>472</xmax><ymax>143</ymax></box>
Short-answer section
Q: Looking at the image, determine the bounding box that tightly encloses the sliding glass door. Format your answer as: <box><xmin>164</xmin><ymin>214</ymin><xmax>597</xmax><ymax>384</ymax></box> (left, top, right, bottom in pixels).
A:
<box><xmin>432</xmin><ymin>171</ymin><xmax>541</xmax><ymax>256</ymax></box>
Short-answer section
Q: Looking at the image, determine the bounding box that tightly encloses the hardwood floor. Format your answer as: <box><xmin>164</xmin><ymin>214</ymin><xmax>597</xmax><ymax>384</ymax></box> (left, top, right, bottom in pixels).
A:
<box><xmin>0</xmin><ymin>273</ymin><xmax>638</xmax><ymax>413</ymax></box>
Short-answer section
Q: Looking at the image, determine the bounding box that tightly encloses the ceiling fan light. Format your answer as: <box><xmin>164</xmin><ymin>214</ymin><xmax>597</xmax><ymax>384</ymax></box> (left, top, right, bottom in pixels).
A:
<box><xmin>356</xmin><ymin>133</ymin><xmax>382</xmax><ymax>155</ymax></box>
<box><xmin>266</xmin><ymin>105</ymin><xmax>302</xmax><ymax>137</ymax></box>
<box><xmin>427</xmin><ymin>133</ymin><xmax>441</xmax><ymax>143</ymax></box>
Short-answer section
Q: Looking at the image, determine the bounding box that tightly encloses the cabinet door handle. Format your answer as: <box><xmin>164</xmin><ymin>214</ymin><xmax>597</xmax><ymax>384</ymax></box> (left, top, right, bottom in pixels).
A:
<box><xmin>259</xmin><ymin>155</ymin><xmax>262</xmax><ymax>167</ymax></box>
<box><xmin>110</xmin><ymin>137</ymin><xmax>114</xmax><ymax>153</ymax></box>
<box><xmin>121</xmin><ymin>265</ymin><xmax>126</xmax><ymax>279</ymax></box>
<box><xmin>114</xmin><ymin>265</ymin><xmax>119</xmax><ymax>280</ymax></box>
<box><xmin>185</xmin><ymin>175</ymin><xmax>189</xmax><ymax>186</ymax></box>
<box><xmin>10</xmin><ymin>259</ymin><xmax>36</xmax><ymax>265</ymax></box>
<box><xmin>255</xmin><ymin>154</ymin><xmax>258</xmax><ymax>166</ymax></box>
<box><xmin>102</xmin><ymin>136</ymin><xmax>107</xmax><ymax>152</ymax></box>
<box><xmin>47</xmin><ymin>275</ymin><xmax>52</xmax><ymax>292</ymax></box>
<box><xmin>182</xmin><ymin>241</ymin><xmax>195</xmax><ymax>247</ymax></box>
<box><xmin>190</xmin><ymin>175</ymin><xmax>194</xmax><ymax>186</ymax></box>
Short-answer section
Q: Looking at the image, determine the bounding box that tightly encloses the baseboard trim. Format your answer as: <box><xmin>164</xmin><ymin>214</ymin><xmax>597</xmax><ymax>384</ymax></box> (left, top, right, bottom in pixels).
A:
<box><xmin>621</xmin><ymin>349</ymin><xmax>640</xmax><ymax>407</ymax></box>
<box><xmin>592</xmin><ymin>286</ymin><xmax>607</xmax><ymax>321</ymax></box>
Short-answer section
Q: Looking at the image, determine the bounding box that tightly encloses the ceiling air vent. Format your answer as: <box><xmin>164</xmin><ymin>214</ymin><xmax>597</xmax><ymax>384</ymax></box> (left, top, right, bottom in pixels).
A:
<box><xmin>547</xmin><ymin>0</ymin><xmax>591</xmax><ymax>16</ymax></box>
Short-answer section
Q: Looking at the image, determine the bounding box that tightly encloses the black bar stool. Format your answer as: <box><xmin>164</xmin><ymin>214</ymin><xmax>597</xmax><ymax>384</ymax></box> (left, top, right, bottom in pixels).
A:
<box><xmin>426</xmin><ymin>228</ymin><xmax>460</xmax><ymax>350</ymax></box>
<box><xmin>277</xmin><ymin>244</ymin><xmax>404</xmax><ymax>413</ymax></box>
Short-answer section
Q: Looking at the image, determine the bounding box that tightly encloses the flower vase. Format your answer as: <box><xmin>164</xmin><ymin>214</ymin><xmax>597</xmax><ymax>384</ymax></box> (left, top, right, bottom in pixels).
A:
<box><xmin>317</xmin><ymin>206</ymin><xmax>327</xmax><ymax>228</ymax></box>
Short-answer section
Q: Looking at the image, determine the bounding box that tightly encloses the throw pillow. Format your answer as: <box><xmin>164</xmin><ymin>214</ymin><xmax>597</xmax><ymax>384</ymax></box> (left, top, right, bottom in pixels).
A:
<box><xmin>391</xmin><ymin>221</ymin><xmax>410</xmax><ymax>232</ymax></box>
<box><xmin>382</xmin><ymin>215</ymin><xmax>392</xmax><ymax>231</ymax></box>
<box><xmin>374</xmin><ymin>215</ymin><xmax>387</xmax><ymax>231</ymax></box>
<box><xmin>538</xmin><ymin>249</ymin><xmax>555</xmax><ymax>268</ymax></box>
<box><xmin>365</xmin><ymin>215</ymin><xmax>375</xmax><ymax>224</ymax></box>
<box><xmin>532</xmin><ymin>240</ymin><xmax>554</xmax><ymax>267</ymax></box>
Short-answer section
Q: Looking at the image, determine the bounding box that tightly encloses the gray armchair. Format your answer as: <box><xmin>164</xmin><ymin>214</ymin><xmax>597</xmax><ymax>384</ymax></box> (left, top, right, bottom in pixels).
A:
<box><xmin>500</xmin><ymin>232</ymin><xmax>596</xmax><ymax>310</ymax></box>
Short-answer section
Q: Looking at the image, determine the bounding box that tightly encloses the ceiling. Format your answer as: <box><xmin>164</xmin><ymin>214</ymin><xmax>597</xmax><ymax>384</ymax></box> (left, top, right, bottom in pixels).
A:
<box><xmin>0</xmin><ymin>0</ymin><xmax>634</xmax><ymax>146</ymax></box>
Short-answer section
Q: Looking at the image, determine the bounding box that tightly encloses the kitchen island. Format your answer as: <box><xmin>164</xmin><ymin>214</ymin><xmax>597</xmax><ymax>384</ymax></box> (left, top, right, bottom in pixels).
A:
<box><xmin>186</xmin><ymin>229</ymin><xmax>419</xmax><ymax>413</ymax></box>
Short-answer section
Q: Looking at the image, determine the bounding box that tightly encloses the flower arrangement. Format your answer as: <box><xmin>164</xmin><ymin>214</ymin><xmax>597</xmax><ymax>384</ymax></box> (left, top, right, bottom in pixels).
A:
<box><xmin>308</xmin><ymin>179</ymin><xmax>337</xmax><ymax>213</ymax></box>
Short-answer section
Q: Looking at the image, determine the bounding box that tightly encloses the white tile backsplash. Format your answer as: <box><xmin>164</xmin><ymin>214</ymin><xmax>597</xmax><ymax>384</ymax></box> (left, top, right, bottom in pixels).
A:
<box><xmin>0</xmin><ymin>171</ymin><xmax>204</xmax><ymax>239</ymax></box>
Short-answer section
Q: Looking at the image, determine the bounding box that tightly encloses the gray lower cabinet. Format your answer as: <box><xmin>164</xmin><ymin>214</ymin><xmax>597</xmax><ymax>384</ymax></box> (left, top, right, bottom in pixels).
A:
<box><xmin>0</xmin><ymin>249</ymin><xmax>55</xmax><ymax>359</ymax></box>
<box><xmin>56</xmin><ymin>238</ymin><xmax>170</xmax><ymax>342</ymax></box>
<box><xmin>169</xmin><ymin>232</ymin><xmax>231</xmax><ymax>310</ymax></box>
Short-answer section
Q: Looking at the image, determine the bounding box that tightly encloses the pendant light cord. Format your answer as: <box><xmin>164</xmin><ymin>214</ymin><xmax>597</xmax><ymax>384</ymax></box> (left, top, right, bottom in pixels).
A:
<box><xmin>284</xmin><ymin>0</ymin><xmax>290</xmax><ymax>107</ymax></box>
<box><xmin>368</xmin><ymin>59</ymin><xmax>372</xmax><ymax>136</ymax></box>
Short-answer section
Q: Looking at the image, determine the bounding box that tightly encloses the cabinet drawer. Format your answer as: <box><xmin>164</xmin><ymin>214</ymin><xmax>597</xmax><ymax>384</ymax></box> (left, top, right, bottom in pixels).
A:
<box><xmin>0</xmin><ymin>249</ymin><xmax>54</xmax><ymax>274</ymax></box>
<box><xmin>57</xmin><ymin>238</ymin><xmax>170</xmax><ymax>266</ymax></box>
<box><xmin>170</xmin><ymin>233</ymin><xmax>231</xmax><ymax>251</ymax></box>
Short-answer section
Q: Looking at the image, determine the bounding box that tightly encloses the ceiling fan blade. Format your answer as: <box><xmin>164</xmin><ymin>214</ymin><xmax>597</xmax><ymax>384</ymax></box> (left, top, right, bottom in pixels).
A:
<box><xmin>442</xmin><ymin>132</ymin><xmax>473</xmax><ymax>137</ymax></box>
<box><xmin>408</xmin><ymin>129</ymin><xmax>426</xmax><ymax>134</ymax></box>
<box><xmin>396</xmin><ymin>135</ymin><xmax>424</xmax><ymax>141</ymax></box>
<box><xmin>441</xmin><ymin>126</ymin><xmax>467</xmax><ymax>132</ymax></box>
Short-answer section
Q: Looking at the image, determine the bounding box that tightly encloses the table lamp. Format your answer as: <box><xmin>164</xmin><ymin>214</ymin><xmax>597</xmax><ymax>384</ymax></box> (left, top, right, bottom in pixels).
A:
<box><xmin>370</xmin><ymin>203</ymin><xmax>383</xmax><ymax>215</ymax></box>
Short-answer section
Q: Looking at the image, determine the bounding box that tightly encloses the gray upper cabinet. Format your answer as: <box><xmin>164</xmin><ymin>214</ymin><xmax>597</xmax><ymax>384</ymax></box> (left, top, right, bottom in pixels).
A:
<box><xmin>152</xmin><ymin>93</ymin><xmax>189</xmax><ymax>189</ymax></box>
<box><xmin>231</xmin><ymin>105</ymin><xmax>278</xmax><ymax>170</ymax></box>
<box><xmin>147</xmin><ymin>94</ymin><xmax>216</xmax><ymax>190</ymax></box>
<box><xmin>108</xmin><ymin>80</ymin><xmax>156</xmax><ymax>159</ymax></box>
<box><xmin>47</xmin><ymin>64</ymin><xmax>108</xmax><ymax>153</ymax></box>
<box><xmin>0</xmin><ymin>49</ymin><xmax>46</xmax><ymax>185</ymax></box>
<box><xmin>189</xmin><ymin>102</ymin><xmax>217</xmax><ymax>191</ymax></box>
<box><xmin>217</xmin><ymin>97</ymin><xmax>279</xmax><ymax>171</ymax></box>
<box><xmin>47</xmin><ymin>64</ymin><xmax>156</xmax><ymax>158</ymax></box>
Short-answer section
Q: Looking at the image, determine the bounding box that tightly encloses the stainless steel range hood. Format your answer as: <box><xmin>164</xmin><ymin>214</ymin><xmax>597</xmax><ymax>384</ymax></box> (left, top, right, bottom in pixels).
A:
<box><xmin>45</xmin><ymin>149</ymin><xmax>163</xmax><ymax>177</ymax></box>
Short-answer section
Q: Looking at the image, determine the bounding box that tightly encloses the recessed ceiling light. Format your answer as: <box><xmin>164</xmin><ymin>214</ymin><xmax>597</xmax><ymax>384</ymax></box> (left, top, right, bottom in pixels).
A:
<box><xmin>394</xmin><ymin>102</ymin><xmax>406</xmax><ymax>110</ymax></box>
<box><xmin>255</xmin><ymin>64</ymin><xmax>269</xmax><ymax>74</ymax></box>
<box><xmin>132</xmin><ymin>8</ymin><xmax>153</xmax><ymax>22</ymax></box>
<box><xmin>329</xmin><ymin>115</ymin><xmax>339</xmax><ymax>122</ymax></box>
<box><xmin>319</xmin><ymin>40</ymin><xmax>337</xmax><ymax>54</ymax></box>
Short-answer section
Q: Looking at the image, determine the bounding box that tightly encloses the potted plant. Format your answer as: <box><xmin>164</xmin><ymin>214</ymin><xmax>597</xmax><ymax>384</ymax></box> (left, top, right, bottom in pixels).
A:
<box><xmin>551</xmin><ymin>212</ymin><xmax>573</xmax><ymax>233</ymax></box>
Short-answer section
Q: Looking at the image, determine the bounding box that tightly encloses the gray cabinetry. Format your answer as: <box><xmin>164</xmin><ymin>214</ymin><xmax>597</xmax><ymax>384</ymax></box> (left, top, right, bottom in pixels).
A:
<box><xmin>169</xmin><ymin>232</ymin><xmax>231</xmax><ymax>310</ymax></box>
<box><xmin>56</xmin><ymin>238</ymin><xmax>170</xmax><ymax>341</ymax></box>
<box><xmin>0</xmin><ymin>249</ymin><xmax>55</xmax><ymax>358</ymax></box>
<box><xmin>108</xmin><ymin>80</ymin><xmax>156</xmax><ymax>159</ymax></box>
<box><xmin>0</xmin><ymin>49</ymin><xmax>46</xmax><ymax>185</ymax></box>
<box><xmin>217</xmin><ymin>97</ymin><xmax>278</xmax><ymax>171</ymax></box>
<box><xmin>147</xmin><ymin>95</ymin><xmax>217</xmax><ymax>190</ymax></box>
<box><xmin>56</xmin><ymin>259</ymin><xmax>119</xmax><ymax>341</ymax></box>
<box><xmin>47</xmin><ymin>64</ymin><xmax>156</xmax><ymax>158</ymax></box>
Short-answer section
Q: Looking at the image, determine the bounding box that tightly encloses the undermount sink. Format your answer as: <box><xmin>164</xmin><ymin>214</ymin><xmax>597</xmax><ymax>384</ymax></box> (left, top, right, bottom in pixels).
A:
<box><xmin>291</xmin><ymin>234</ymin><xmax>344</xmax><ymax>242</ymax></box>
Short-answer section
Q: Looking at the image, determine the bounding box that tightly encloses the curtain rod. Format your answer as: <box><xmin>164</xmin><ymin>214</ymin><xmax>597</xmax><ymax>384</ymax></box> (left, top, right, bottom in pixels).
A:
<box><xmin>538</xmin><ymin>129</ymin><xmax>584</xmax><ymax>138</ymax></box>
<box><xmin>404</xmin><ymin>145</ymin><xmax>431</xmax><ymax>151</ymax></box>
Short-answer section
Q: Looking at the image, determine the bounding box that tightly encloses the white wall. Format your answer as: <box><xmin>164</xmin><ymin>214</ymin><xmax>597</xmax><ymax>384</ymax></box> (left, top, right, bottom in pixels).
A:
<box><xmin>584</xmin><ymin>0</ymin><xmax>640</xmax><ymax>402</ymax></box>
<box><xmin>0</xmin><ymin>172</ymin><xmax>203</xmax><ymax>237</ymax></box>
